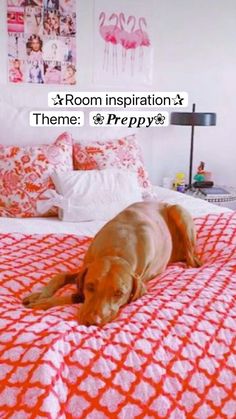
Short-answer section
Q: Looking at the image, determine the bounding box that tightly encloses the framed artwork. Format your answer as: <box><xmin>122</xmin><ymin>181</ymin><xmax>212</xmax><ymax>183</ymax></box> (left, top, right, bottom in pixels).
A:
<box><xmin>93</xmin><ymin>0</ymin><xmax>154</xmax><ymax>86</ymax></box>
<box><xmin>7</xmin><ymin>0</ymin><xmax>77</xmax><ymax>85</ymax></box>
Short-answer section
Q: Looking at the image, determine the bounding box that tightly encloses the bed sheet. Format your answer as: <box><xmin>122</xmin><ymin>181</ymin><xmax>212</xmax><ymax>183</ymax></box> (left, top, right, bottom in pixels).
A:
<box><xmin>0</xmin><ymin>212</ymin><xmax>235</xmax><ymax>418</ymax></box>
<box><xmin>0</xmin><ymin>216</ymin><xmax>105</xmax><ymax>237</ymax></box>
<box><xmin>0</xmin><ymin>187</ymin><xmax>232</xmax><ymax>236</ymax></box>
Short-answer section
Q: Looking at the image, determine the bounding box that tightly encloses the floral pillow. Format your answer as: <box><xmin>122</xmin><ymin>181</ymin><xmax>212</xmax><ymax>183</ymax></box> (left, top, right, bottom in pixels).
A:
<box><xmin>0</xmin><ymin>132</ymin><xmax>73</xmax><ymax>217</ymax></box>
<box><xmin>73</xmin><ymin>135</ymin><xmax>152</xmax><ymax>196</ymax></box>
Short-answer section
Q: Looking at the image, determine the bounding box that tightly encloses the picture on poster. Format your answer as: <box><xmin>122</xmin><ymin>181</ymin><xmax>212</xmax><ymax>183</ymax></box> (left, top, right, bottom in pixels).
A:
<box><xmin>60</xmin><ymin>12</ymin><xmax>76</xmax><ymax>36</ymax></box>
<box><xmin>43</xmin><ymin>9</ymin><xmax>60</xmax><ymax>36</ymax></box>
<box><xmin>8</xmin><ymin>58</ymin><xmax>24</xmax><ymax>82</ymax></box>
<box><xmin>63</xmin><ymin>37</ymin><xmax>76</xmax><ymax>63</ymax></box>
<box><xmin>61</xmin><ymin>62</ymin><xmax>76</xmax><ymax>84</ymax></box>
<box><xmin>7</xmin><ymin>0</ymin><xmax>77</xmax><ymax>84</ymax></box>
<box><xmin>26</xmin><ymin>59</ymin><xmax>44</xmax><ymax>83</ymax></box>
<box><xmin>93</xmin><ymin>0</ymin><xmax>154</xmax><ymax>86</ymax></box>
<box><xmin>24</xmin><ymin>6</ymin><xmax>43</xmax><ymax>34</ymax></box>
<box><xmin>43</xmin><ymin>60</ymin><xmax>61</xmax><ymax>84</ymax></box>
<box><xmin>8</xmin><ymin>33</ymin><xmax>26</xmax><ymax>59</ymax></box>
<box><xmin>43</xmin><ymin>0</ymin><xmax>59</xmax><ymax>10</ymax></box>
<box><xmin>26</xmin><ymin>34</ymin><xmax>43</xmax><ymax>60</ymax></box>
<box><xmin>7</xmin><ymin>6</ymin><xmax>24</xmax><ymax>32</ymax></box>
<box><xmin>43</xmin><ymin>38</ymin><xmax>66</xmax><ymax>61</ymax></box>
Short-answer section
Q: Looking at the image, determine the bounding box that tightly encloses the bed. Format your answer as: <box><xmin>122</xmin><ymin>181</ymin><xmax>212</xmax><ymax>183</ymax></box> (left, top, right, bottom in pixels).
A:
<box><xmin>0</xmin><ymin>186</ymin><xmax>235</xmax><ymax>419</ymax></box>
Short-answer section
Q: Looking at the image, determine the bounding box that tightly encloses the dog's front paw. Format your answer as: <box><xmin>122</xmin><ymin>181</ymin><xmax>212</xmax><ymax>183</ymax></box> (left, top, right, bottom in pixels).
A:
<box><xmin>23</xmin><ymin>297</ymin><xmax>54</xmax><ymax>310</ymax></box>
<box><xmin>23</xmin><ymin>292</ymin><xmax>42</xmax><ymax>307</ymax></box>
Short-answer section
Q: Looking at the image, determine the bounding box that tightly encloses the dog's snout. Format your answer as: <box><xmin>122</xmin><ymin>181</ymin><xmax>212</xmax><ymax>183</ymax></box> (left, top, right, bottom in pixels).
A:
<box><xmin>82</xmin><ymin>313</ymin><xmax>103</xmax><ymax>327</ymax></box>
<box><xmin>79</xmin><ymin>300</ymin><xmax>116</xmax><ymax>326</ymax></box>
<box><xmin>87</xmin><ymin>315</ymin><xmax>102</xmax><ymax>326</ymax></box>
<box><xmin>93</xmin><ymin>315</ymin><xmax>102</xmax><ymax>325</ymax></box>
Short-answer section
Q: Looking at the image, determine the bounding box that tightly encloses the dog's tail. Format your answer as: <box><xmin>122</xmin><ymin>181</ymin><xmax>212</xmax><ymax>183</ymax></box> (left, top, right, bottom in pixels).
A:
<box><xmin>166</xmin><ymin>204</ymin><xmax>202</xmax><ymax>268</ymax></box>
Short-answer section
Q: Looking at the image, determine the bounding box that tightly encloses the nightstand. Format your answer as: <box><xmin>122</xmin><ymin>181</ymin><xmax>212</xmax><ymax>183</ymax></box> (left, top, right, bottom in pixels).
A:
<box><xmin>186</xmin><ymin>186</ymin><xmax>236</xmax><ymax>210</ymax></box>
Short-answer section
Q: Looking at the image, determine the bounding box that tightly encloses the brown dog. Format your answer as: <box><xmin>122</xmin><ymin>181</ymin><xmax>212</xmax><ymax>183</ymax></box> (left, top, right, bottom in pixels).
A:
<box><xmin>23</xmin><ymin>202</ymin><xmax>201</xmax><ymax>326</ymax></box>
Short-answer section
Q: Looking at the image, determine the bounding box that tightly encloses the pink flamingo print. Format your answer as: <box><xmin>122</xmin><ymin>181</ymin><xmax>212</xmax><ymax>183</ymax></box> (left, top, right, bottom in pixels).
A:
<box><xmin>117</xmin><ymin>12</ymin><xmax>128</xmax><ymax>72</ymax></box>
<box><xmin>98</xmin><ymin>11</ymin><xmax>151</xmax><ymax>77</ymax></box>
<box><xmin>99</xmin><ymin>12</ymin><xmax>120</xmax><ymax>74</ymax></box>
<box><xmin>134</xmin><ymin>17</ymin><xmax>151</xmax><ymax>71</ymax></box>
<box><xmin>108</xmin><ymin>13</ymin><xmax>120</xmax><ymax>75</ymax></box>
<box><xmin>118</xmin><ymin>13</ymin><xmax>142</xmax><ymax>75</ymax></box>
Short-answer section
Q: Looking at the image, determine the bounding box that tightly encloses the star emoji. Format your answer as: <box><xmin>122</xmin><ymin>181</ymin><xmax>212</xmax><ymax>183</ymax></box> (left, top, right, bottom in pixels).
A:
<box><xmin>52</xmin><ymin>94</ymin><xmax>64</xmax><ymax>106</ymax></box>
<box><xmin>172</xmin><ymin>94</ymin><xmax>184</xmax><ymax>106</ymax></box>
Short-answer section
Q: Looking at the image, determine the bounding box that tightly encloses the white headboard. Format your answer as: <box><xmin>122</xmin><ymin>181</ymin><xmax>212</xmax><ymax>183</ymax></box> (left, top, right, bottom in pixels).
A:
<box><xmin>0</xmin><ymin>100</ymin><xmax>139</xmax><ymax>146</ymax></box>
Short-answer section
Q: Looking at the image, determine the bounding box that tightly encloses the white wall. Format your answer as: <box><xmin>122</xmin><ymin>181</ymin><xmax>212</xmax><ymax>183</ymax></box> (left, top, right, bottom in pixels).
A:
<box><xmin>0</xmin><ymin>0</ymin><xmax>236</xmax><ymax>186</ymax></box>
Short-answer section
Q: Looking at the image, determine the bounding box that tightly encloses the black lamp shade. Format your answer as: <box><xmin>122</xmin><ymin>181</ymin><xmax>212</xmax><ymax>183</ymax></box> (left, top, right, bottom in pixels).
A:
<box><xmin>170</xmin><ymin>112</ymin><xmax>216</xmax><ymax>126</ymax></box>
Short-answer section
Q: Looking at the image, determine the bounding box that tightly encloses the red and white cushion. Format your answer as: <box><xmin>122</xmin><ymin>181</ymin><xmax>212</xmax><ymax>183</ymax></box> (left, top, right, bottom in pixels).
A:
<box><xmin>73</xmin><ymin>135</ymin><xmax>152</xmax><ymax>196</ymax></box>
<box><xmin>0</xmin><ymin>132</ymin><xmax>73</xmax><ymax>218</ymax></box>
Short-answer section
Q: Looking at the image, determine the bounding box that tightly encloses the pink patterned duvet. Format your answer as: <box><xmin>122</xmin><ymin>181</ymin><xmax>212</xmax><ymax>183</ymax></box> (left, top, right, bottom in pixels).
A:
<box><xmin>0</xmin><ymin>213</ymin><xmax>235</xmax><ymax>419</ymax></box>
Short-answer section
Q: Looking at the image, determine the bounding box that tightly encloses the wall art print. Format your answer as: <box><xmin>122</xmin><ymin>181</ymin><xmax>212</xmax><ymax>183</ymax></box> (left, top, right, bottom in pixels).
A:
<box><xmin>7</xmin><ymin>0</ymin><xmax>77</xmax><ymax>85</ymax></box>
<box><xmin>93</xmin><ymin>0</ymin><xmax>154</xmax><ymax>86</ymax></box>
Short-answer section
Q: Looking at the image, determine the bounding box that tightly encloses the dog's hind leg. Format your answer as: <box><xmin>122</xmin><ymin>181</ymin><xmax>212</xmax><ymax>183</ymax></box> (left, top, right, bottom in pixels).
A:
<box><xmin>23</xmin><ymin>272</ymin><xmax>81</xmax><ymax>309</ymax></box>
<box><xmin>166</xmin><ymin>204</ymin><xmax>202</xmax><ymax>267</ymax></box>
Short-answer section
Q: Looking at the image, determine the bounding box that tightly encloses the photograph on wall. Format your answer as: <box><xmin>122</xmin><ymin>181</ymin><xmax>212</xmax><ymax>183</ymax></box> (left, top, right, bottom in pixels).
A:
<box><xmin>7</xmin><ymin>0</ymin><xmax>77</xmax><ymax>84</ymax></box>
<box><xmin>24</xmin><ymin>6</ymin><xmax>43</xmax><ymax>34</ymax></box>
<box><xmin>93</xmin><ymin>0</ymin><xmax>154</xmax><ymax>86</ymax></box>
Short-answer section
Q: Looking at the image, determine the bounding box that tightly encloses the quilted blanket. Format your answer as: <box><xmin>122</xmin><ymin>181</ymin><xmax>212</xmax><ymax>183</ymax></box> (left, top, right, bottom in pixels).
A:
<box><xmin>0</xmin><ymin>213</ymin><xmax>235</xmax><ymax>419</ymax></box>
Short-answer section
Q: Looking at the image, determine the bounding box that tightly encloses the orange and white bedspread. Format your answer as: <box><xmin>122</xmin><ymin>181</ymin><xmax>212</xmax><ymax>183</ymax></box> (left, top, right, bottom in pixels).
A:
<box><xmin>0</xmin><ymin>213</ymin><xmax>235</xmax><ymax>419</ymax></box>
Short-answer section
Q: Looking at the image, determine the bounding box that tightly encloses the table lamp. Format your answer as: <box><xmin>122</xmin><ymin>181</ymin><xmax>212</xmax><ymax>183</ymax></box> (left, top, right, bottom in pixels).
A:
<box><xmin>170</xmin><ymin>104</ymin><xmax>217</xmax><ymax>189</ymax></box>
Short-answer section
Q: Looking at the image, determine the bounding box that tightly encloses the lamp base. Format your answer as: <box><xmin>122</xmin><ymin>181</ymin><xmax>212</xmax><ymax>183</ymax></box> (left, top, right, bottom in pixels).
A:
<box><xmin>193</xmin><ymin>181</ymin><xmax>214</xmax><ymax>188</ymax></box>
<box><xmin>185</xmin><ymin>184</ymin><xmax>193</xmax><ymax>191</ymax></box>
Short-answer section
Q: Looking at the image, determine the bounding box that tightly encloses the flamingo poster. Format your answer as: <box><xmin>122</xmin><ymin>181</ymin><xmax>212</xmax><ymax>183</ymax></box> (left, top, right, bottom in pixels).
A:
<box><xmin>93</xmin><ymin>0</ymin><xmax>154</xmax><ymax>86</ymax></box>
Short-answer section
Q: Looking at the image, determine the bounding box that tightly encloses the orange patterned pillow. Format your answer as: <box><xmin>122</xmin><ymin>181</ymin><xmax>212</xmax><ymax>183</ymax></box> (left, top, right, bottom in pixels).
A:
<box><xmin>73</xmin><ymin>135</ymin><xmax>152</xmax><ymax>195</ymax></box>
<box><xmin>0</xmin><ymin>132</ymin><xmax>73</xmax><ymax>217</ymax></box>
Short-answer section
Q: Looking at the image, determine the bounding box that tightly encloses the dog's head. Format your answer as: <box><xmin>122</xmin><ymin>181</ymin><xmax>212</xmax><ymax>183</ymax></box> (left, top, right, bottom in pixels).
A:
<box><xmin>76</xmin><ymin>257</ymin><xmax>146</xmax><ymax>326</ymax></box>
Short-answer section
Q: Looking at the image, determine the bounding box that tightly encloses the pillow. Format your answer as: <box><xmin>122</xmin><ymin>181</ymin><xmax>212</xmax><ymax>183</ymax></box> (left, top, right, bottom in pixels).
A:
<box><xmin>73</xmin><ymin>135</ymin><xmax>152</xmax><ymax>197</ymax></box>
<box><xmin>0</xmin><ymin>132</ymin><xmax>73</xmax><ymax>218</ymax></box>
<box><xmin>38</xmin><ymin>169</ymin><xmax>143</xmax><ymax>222</ymax></box>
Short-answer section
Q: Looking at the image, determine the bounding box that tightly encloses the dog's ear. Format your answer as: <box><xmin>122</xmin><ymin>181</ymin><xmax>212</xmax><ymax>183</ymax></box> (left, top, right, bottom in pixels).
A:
<box><xmin>129</xmin><ymin>273</ymin><xmax>146</xmax><ymax>302</ymax></box>
<box><xmin>74</xmin><ymin>267</ymin><xmax>88</xmax><ymax>302</ymax></box>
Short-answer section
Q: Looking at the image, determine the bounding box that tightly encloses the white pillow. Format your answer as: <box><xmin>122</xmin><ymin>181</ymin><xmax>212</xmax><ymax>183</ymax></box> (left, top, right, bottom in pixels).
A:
<box><xmin>40</xmin><ymin>169</ymin><xmax>142</xmax><ymax>222</ymax></box>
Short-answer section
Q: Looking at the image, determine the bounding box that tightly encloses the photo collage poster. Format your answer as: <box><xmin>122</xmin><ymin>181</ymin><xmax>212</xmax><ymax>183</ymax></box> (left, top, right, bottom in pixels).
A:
<box><xmin>7</xmin><ymin>0</ymin><xmax>77</xmax><ymax>85</ymax></box>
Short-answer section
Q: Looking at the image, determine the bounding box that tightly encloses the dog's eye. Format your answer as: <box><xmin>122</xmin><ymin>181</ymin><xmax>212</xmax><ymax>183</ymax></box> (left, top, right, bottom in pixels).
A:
<box><xmin>114</xmin><ymin>290</ymin><xmax>124</xmax><ymax>298</ymax></box>
<box><xmin>86</xmin><ymin>283</ymin><xmax>95</xmax><ymax>292</ymax></box>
